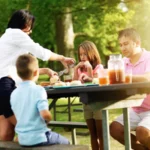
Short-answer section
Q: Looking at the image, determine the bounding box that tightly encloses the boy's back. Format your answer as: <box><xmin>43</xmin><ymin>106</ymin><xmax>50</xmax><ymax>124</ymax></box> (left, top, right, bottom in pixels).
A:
<box><xmin>10</xmin><ymin>54</ymin><xmax>69</xmax><ymax>146</ymax></box>
<box><xmin>11</xmin><ymin>81</ymin><xmax>50</xmax><ymax>146</ymax></box>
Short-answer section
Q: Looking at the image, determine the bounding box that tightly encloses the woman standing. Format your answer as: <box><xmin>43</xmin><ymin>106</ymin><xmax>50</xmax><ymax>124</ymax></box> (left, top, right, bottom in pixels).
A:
<box><xmin>0</xmin><ymin>9</ymin><xmax>74</xmax><ymax>141</ymax></box>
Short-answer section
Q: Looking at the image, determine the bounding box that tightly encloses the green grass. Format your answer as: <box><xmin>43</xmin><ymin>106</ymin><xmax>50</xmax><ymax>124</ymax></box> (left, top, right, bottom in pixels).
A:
<box><xmin>48</xmin><ymin>97</ymin><xmax>124</xmax><ymax>149</ymax></box>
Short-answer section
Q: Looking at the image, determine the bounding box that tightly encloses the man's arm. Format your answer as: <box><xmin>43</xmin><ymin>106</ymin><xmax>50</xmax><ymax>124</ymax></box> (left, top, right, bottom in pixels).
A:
<box><xmin>132</xmin><ymin>72</ymin><xmax>150</xmax><ymax>82</ymax></box>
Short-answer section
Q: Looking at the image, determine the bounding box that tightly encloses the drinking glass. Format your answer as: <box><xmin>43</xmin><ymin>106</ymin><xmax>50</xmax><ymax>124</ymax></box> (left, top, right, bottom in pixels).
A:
<box><xmin>125</xmin><ymin>68</ymin><xmax>132</xmax><ymax>83</ymax></box>
<box><xmin>63</xmin><ymin>74</ymin><xmax>72</xmax><ymax>82</ymax></box>
<box><xmin>99</xmin><ymin>69</ymin><xmax>109</xmax><ymax>86</ymax></box>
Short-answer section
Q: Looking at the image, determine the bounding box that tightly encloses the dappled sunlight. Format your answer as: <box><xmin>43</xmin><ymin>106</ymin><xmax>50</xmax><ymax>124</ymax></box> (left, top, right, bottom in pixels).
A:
<box><xmin>49</xmin><ymin>97</ymin><xmax>125</xmax><ymax>149</ymax></box>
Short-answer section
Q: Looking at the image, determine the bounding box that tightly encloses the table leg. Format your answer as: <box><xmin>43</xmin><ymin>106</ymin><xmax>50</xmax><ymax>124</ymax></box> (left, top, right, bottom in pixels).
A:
<box><xmin>49</xmin><ymin>98</ymin><xmax>57</xmax><ymax>121</ymax></box>
<box><xmin>53</xmin><ymin>102</ymin><xmax>56</xmax><ymax>121</ymax></box>
<box><xmin>102</xmin><ymin>110</ymin><xmax>110</xmax><ymax>150</ymax></box>
<box><xmin>123</xmin><ymin>108</ymin><xmax>131</xmax><ymax>150</ymax></box>
<box><xmin>68</xmin><ymin>97</ymin><xmax>71</xmax><ymax>121</ymax></box>
<box><xmin>49</xmin><ymin>98</ymin><xmax>57</xmax><ymax>110</ymax></box>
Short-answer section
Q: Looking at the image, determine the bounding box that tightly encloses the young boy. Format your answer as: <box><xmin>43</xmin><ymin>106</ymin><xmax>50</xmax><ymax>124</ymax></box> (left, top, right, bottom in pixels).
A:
<box><xmin>10</xmin><ymin>54</ymin><xmax>69</xmax><ymax>146</ymax></box>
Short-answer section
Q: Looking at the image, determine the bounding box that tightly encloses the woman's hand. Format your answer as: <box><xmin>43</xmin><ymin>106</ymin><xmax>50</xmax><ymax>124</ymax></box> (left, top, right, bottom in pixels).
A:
<box><xmin>49</xmin><ymin>52</ymin><xmax>75</xmax><ymax>68</ymax></box>
<box><xmin>60</xmin><ymin>56</ymin><xmax>75</xmax><ymax>68</ymax></box>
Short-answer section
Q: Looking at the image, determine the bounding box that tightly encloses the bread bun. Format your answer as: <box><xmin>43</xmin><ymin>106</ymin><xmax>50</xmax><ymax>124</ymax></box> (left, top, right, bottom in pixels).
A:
<box><xmin>50</xmin><ymin>75</ymin><xmax>59</xmax><ymax>85</ymax></box>
<box><xmin>54</xmin><ymin>81</ymin><xmax>66</xmax><ymax>86</ymax></box>
<box><xmin>70</xmin><ymin>80</ymin><xmax>82</xmax><ymax>86</ymax></box>
<box><xmin>92</xmin><ymin>78</ymin><xmax>99</xmax><ymax>84</ymax></box>
<box><xmin>65</xmin><ymin>82</ymin><xmax>70</xmax><ymax>86</ymax></box>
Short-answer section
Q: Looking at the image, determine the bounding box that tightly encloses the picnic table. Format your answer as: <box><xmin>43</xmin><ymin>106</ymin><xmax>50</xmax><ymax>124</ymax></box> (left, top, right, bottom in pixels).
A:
<box><xmin>46</xmin><ymin>82</ymin><xmax>150</xmax><ymax>150</ymax></box>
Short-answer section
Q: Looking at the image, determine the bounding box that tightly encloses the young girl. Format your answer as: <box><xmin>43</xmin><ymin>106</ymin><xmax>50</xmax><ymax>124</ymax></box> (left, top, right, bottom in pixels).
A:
<box><xmin>74</xmin><ymin>41</ymin><xmax>104</xmax><ymax>150</ymax></box>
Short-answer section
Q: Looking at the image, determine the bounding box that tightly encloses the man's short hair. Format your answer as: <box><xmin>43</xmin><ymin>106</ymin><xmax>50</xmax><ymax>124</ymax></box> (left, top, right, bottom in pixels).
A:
<box><xmin>118</xmin><ymin>28</ymin><xmax>141</xmax><ymax>43</ymax></box>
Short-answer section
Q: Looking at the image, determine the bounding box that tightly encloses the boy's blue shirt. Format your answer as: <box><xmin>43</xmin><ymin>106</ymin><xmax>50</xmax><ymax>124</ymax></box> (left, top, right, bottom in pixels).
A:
<box><xmin>10</xmin><ymin>81</ymin><xmax>50</xmax><ymax>146</ymax></box>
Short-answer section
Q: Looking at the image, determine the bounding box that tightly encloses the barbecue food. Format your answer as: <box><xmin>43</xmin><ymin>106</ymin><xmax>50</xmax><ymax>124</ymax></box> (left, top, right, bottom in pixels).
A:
<box><xmin>50</xmin><ymin>75</ymin><xmax>59</xmax><ymax>85</ymax></box>
<box><xmin>39</xmin><ymin>81</ymin><xmax>50</xmax><ymax>86</ymax></box>
<box><xmin>70</xmin><ymin>80</ymin><xmax>82</xmax><ymax>86</ymax></box>
<box><xmin>53</xmin><ymin>81</ymin><xmax>66</xmax><ymax>86</ymax></box>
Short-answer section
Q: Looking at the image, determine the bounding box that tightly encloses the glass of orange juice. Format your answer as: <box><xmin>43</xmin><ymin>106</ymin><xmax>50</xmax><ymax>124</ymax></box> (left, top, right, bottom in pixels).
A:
<box><xmin>99</xmin><ymin>69</ymin><xmax>109</xmax><ymax>86</ymax></box>
<box><xmin>63</xmin><ymin>74</ymin><xmax>72</xmax><ymax>82</ymax></box>
<box><xmin>125</xmin><ymin>68</ymin><xmax>132</xmax><ymax>84</ymax></box>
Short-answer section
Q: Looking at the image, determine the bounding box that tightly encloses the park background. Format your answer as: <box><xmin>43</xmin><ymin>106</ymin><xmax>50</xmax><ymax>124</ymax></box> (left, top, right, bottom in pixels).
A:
<box><xmin>0</xmin><ymin>0</ymin><xmax>149</xmax><ymax>149</ymax></box>
<box><xmin>0</xmin><ymin>0</ymin><xmax>150</xmax><ymax>71</ymax></box>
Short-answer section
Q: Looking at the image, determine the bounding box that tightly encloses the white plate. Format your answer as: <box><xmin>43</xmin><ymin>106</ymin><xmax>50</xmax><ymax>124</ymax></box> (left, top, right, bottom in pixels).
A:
<box><xmin>53</xmin><ymin>84</ymin><xmax>86</xmax><ymax>89</ymax></box>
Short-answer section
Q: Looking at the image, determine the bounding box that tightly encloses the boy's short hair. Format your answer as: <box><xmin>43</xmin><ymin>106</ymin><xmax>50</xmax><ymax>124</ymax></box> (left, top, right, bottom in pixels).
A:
<box><xmin>16</xmin><ymin>54</ymin><xmax>38</xmax><ymax>80</ymax></box>
<box><xmin>118</xmin><ymin>28</ymin><xmax>141</xmax><ymax>43</ymax></box>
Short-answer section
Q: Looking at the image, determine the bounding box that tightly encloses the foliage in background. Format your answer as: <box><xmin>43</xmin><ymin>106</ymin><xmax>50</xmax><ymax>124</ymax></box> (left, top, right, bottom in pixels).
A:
<box><xmin>127</xmin><ymin>0</ymin><xmax>150</xmax><ymax>50</ymax></box>
<box><xmin>73</xmin><ymin>3</ymin><xmax>134</xmax><ymax>66</ymax></box>
<box><xmin>0</xmin><ymin>0</ymin><xmax>144</xmax><ymax>69</ymax></box>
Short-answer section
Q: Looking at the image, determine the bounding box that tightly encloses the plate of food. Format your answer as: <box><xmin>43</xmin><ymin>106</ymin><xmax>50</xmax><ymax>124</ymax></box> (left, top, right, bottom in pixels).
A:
<box><xmin>52</xmin><ymin>81</ymin><xmax>71</xmax><ymax>89</ymax></box>
<box><xmin>84</xmin><ymin>83</ymin><xmax>99</xmax><ymax>86</ymax></box>
<box><xmin>52</xmin><ymin>85</ymin><xmax>73</xmax><ymax>89</ymax></box>
<box><xmin>44</xmin><ymin>85</ymin><xmax>53</xmax><ymax>90</ymax></box>
<box><xmin>52</xmin><ymin>80</ymin><xmax>86</xmax><ymax>89</ymax></box>
<box><xmin>39</xmin><ymin>81</ymin><xmax>51</xmax><ymax>87</ymax></box>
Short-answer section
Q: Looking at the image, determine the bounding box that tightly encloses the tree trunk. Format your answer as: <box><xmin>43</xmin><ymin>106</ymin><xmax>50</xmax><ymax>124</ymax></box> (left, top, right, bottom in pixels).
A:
<box><xmin>55</xmin><ymin>7</ymin><xmax>75</xmax><ymax>60</ymax></box>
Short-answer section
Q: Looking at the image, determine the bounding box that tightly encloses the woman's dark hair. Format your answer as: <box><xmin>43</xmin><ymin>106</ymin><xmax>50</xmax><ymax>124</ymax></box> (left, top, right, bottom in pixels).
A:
<box><xmin>7</xmin><ymin>9</ymin><xmax>35</xmax><ymax>30</ymax></box>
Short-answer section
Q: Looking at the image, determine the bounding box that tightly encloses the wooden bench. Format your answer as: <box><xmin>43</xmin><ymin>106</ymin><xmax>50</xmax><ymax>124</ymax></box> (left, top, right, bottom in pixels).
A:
<box><xmin>0</xmin><ymin>141</ymin><xmax>89</xmax><ymax>150</ymax></box>
<box><xmin>48</xmin><ymin>121</ymin><xmax>88</xmax><ymax>145</ymax></box>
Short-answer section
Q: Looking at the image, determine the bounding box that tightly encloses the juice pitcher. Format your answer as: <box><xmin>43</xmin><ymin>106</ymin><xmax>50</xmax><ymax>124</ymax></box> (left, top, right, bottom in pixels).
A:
<box><xmin>108</xmin><ymin>54</ymin><xmax>125</xmax><ymax>84</ymax></box>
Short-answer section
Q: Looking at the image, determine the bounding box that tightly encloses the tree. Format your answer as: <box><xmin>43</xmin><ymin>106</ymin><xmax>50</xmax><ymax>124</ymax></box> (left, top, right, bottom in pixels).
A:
<box><xmin>0</xmin><ymin>0</ymin><xmax>136</xmax><ymax>69</ymax></box>
<box><xmin>127</xmin><ymin>0</ymin><xmax>150</xmax><ymax>50</ymax></box>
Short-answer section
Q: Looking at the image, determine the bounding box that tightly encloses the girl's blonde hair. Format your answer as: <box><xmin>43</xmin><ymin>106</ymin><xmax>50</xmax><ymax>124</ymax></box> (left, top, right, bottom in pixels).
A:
<box><xmin>78</xmin><ymin>41</ymin><xmax>101</xmax><ymax>69</ymax></box>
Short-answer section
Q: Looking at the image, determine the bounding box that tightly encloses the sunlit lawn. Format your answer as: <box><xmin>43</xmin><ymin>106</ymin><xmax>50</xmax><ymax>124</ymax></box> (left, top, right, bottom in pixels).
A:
<box><xmin>48</xmin><ymin>98</ymin><xmax>125</xmax><ymax>150</ymax></box>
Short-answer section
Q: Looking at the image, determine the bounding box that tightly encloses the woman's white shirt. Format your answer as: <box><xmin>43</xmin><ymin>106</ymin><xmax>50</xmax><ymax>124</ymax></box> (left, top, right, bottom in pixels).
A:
<box><xmin>0</xmin><ymin>28</ymin><xmax>51</xmax><ymax>84</ymax></box>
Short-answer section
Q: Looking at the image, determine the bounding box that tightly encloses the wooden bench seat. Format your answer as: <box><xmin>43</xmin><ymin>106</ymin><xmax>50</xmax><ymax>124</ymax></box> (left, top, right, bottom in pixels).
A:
<box><xmin>0</xmin><ymin>141</ymin><xmax>89</xmax><ymax>150</ymax></box>
<box><xmin>48</xmin><ymin>121</ymin><xmax>88</xmax><ymax>145</ymax></box>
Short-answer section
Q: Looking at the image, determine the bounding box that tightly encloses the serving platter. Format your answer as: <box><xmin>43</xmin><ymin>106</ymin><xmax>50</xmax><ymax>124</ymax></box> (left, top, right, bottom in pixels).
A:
<box><xmin>44</xmin><ymin>83</ymin><xmax>99</xmax><ymax>90</ymax></box>
<box><xmin>52</xmin><ymin>84</ymin><xmax>87</xmax><ymax>89</ymax></box>
<box><xmin>44</xmin><ymin>85</ymin><xmax>53</xmax><ymax>90</ymax></box>
<box><xmin>84</xmin><ymin>83</ymin><xmax>99</xmax><ymax>86</ymax></box>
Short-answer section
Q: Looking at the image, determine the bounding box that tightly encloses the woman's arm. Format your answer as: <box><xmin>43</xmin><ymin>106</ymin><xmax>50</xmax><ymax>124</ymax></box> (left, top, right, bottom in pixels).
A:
<box><xmin>13</xmin><ymin>30</ymin><xmax>75</xmax><ymax>68</ymax></box>
<box><xmin>39</xmin><ymin>68</ymin><xmax>57</xmax><ymax>77</ymax></box>
<box><xmin>48</xmin><ymin>52</ymin><xmax>75</xmax><ymax>68</ymax></box>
